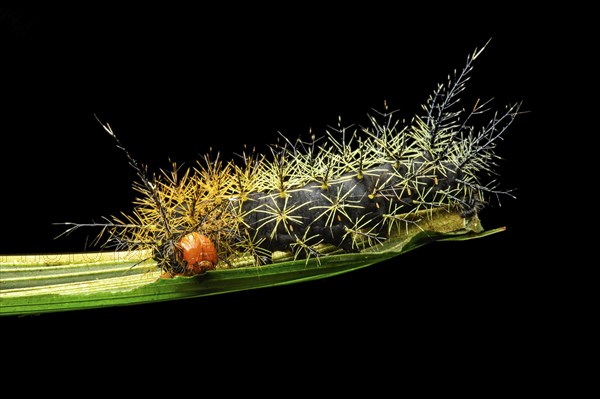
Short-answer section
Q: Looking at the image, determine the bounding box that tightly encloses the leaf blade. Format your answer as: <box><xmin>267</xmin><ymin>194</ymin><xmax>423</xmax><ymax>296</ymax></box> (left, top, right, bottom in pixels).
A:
<box><xmin>0</xmin><ymin>213</ymin><xmax>504</xmax><ymax>316</ymax></box>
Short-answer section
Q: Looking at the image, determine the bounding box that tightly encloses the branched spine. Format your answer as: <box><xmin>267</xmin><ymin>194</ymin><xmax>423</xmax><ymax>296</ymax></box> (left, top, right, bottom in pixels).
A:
<box><xmin>60</xmin><ymin>42</ymin><xmax>520</xmax><ymax>273</ymax></box>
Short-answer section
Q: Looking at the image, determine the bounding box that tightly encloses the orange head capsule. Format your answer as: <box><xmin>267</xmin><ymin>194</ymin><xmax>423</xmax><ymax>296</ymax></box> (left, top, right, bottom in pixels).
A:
<box><xmin>176</xmin><ymin>232</ymin><xmax>218</xmax><ymax>275</ymax></box>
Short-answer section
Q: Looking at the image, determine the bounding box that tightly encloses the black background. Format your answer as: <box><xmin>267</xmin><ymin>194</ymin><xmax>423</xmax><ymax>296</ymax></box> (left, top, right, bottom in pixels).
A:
<box><xmin>1</xmin><ymin>7</ymin><xmax>566</xmax><ymax>370</ymax></box>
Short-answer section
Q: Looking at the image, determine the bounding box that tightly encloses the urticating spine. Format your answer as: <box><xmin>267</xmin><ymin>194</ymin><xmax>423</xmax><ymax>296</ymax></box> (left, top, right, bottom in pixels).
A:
<box><xmin>62</xmin><ymin>43</ymin><xmax>519</xmax><ymax>273</ymax></box>
<box><xmin>225</xmin><ymin>44</ymin><xmax>519</xmax><ymax>264</ymax></box>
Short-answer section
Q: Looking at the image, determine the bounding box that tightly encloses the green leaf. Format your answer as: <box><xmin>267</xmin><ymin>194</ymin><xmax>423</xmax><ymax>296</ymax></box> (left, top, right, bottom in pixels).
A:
<box><xmin>0</xmin><ymin>212</ymin><xmax>504</xmax><ymax>316</ymax></box>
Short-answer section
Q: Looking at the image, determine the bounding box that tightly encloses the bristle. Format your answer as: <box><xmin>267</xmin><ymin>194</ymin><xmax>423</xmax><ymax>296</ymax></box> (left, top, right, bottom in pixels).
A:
<box><xmin>62</xmin><ymin>42</ymin><xmax>520</xmax><ymax>275</ymax></box>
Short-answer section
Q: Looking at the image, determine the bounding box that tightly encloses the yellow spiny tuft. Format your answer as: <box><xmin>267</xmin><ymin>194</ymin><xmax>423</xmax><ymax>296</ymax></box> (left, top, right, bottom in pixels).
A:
<box><xmin>62</xmin><ymin>41</ymin><xmax>520</xmax><ymax>275</ymax></box>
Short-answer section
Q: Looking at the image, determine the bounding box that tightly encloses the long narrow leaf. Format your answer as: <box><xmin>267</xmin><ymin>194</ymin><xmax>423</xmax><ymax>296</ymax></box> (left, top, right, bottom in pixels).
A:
<box><xmin>0</xmin><ymin>211</ymin><xmax>504</xmax><ymax>316</ymax></box>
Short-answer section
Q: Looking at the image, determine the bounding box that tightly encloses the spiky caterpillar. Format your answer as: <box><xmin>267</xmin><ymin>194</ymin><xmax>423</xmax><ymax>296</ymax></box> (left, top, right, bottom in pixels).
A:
<box><xmin>63</xmin><ymin>42</ymin><xmax>520</xmax><ymax>276</ymax></box>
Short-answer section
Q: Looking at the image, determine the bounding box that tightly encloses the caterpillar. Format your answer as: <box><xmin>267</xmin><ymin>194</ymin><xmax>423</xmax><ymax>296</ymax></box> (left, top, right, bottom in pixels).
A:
<box><xmin>61</xmin><ymin>42</ymin><xmax>520</xmax><ymax>277</ymax></box>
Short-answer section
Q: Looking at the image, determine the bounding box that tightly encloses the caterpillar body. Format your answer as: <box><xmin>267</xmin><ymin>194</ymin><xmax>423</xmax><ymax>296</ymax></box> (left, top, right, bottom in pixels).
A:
<box><xmin>64</xmin><ymin>42</ymin><xmax>520</xmax><ymax>277</ymax></box>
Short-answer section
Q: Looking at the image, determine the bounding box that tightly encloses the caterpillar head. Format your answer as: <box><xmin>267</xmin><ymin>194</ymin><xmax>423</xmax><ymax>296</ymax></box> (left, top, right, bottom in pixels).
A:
<box><xmin>155</xmin><ymin>232</ymin><xmax>218</xmax><ymax>277</ymax></box>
